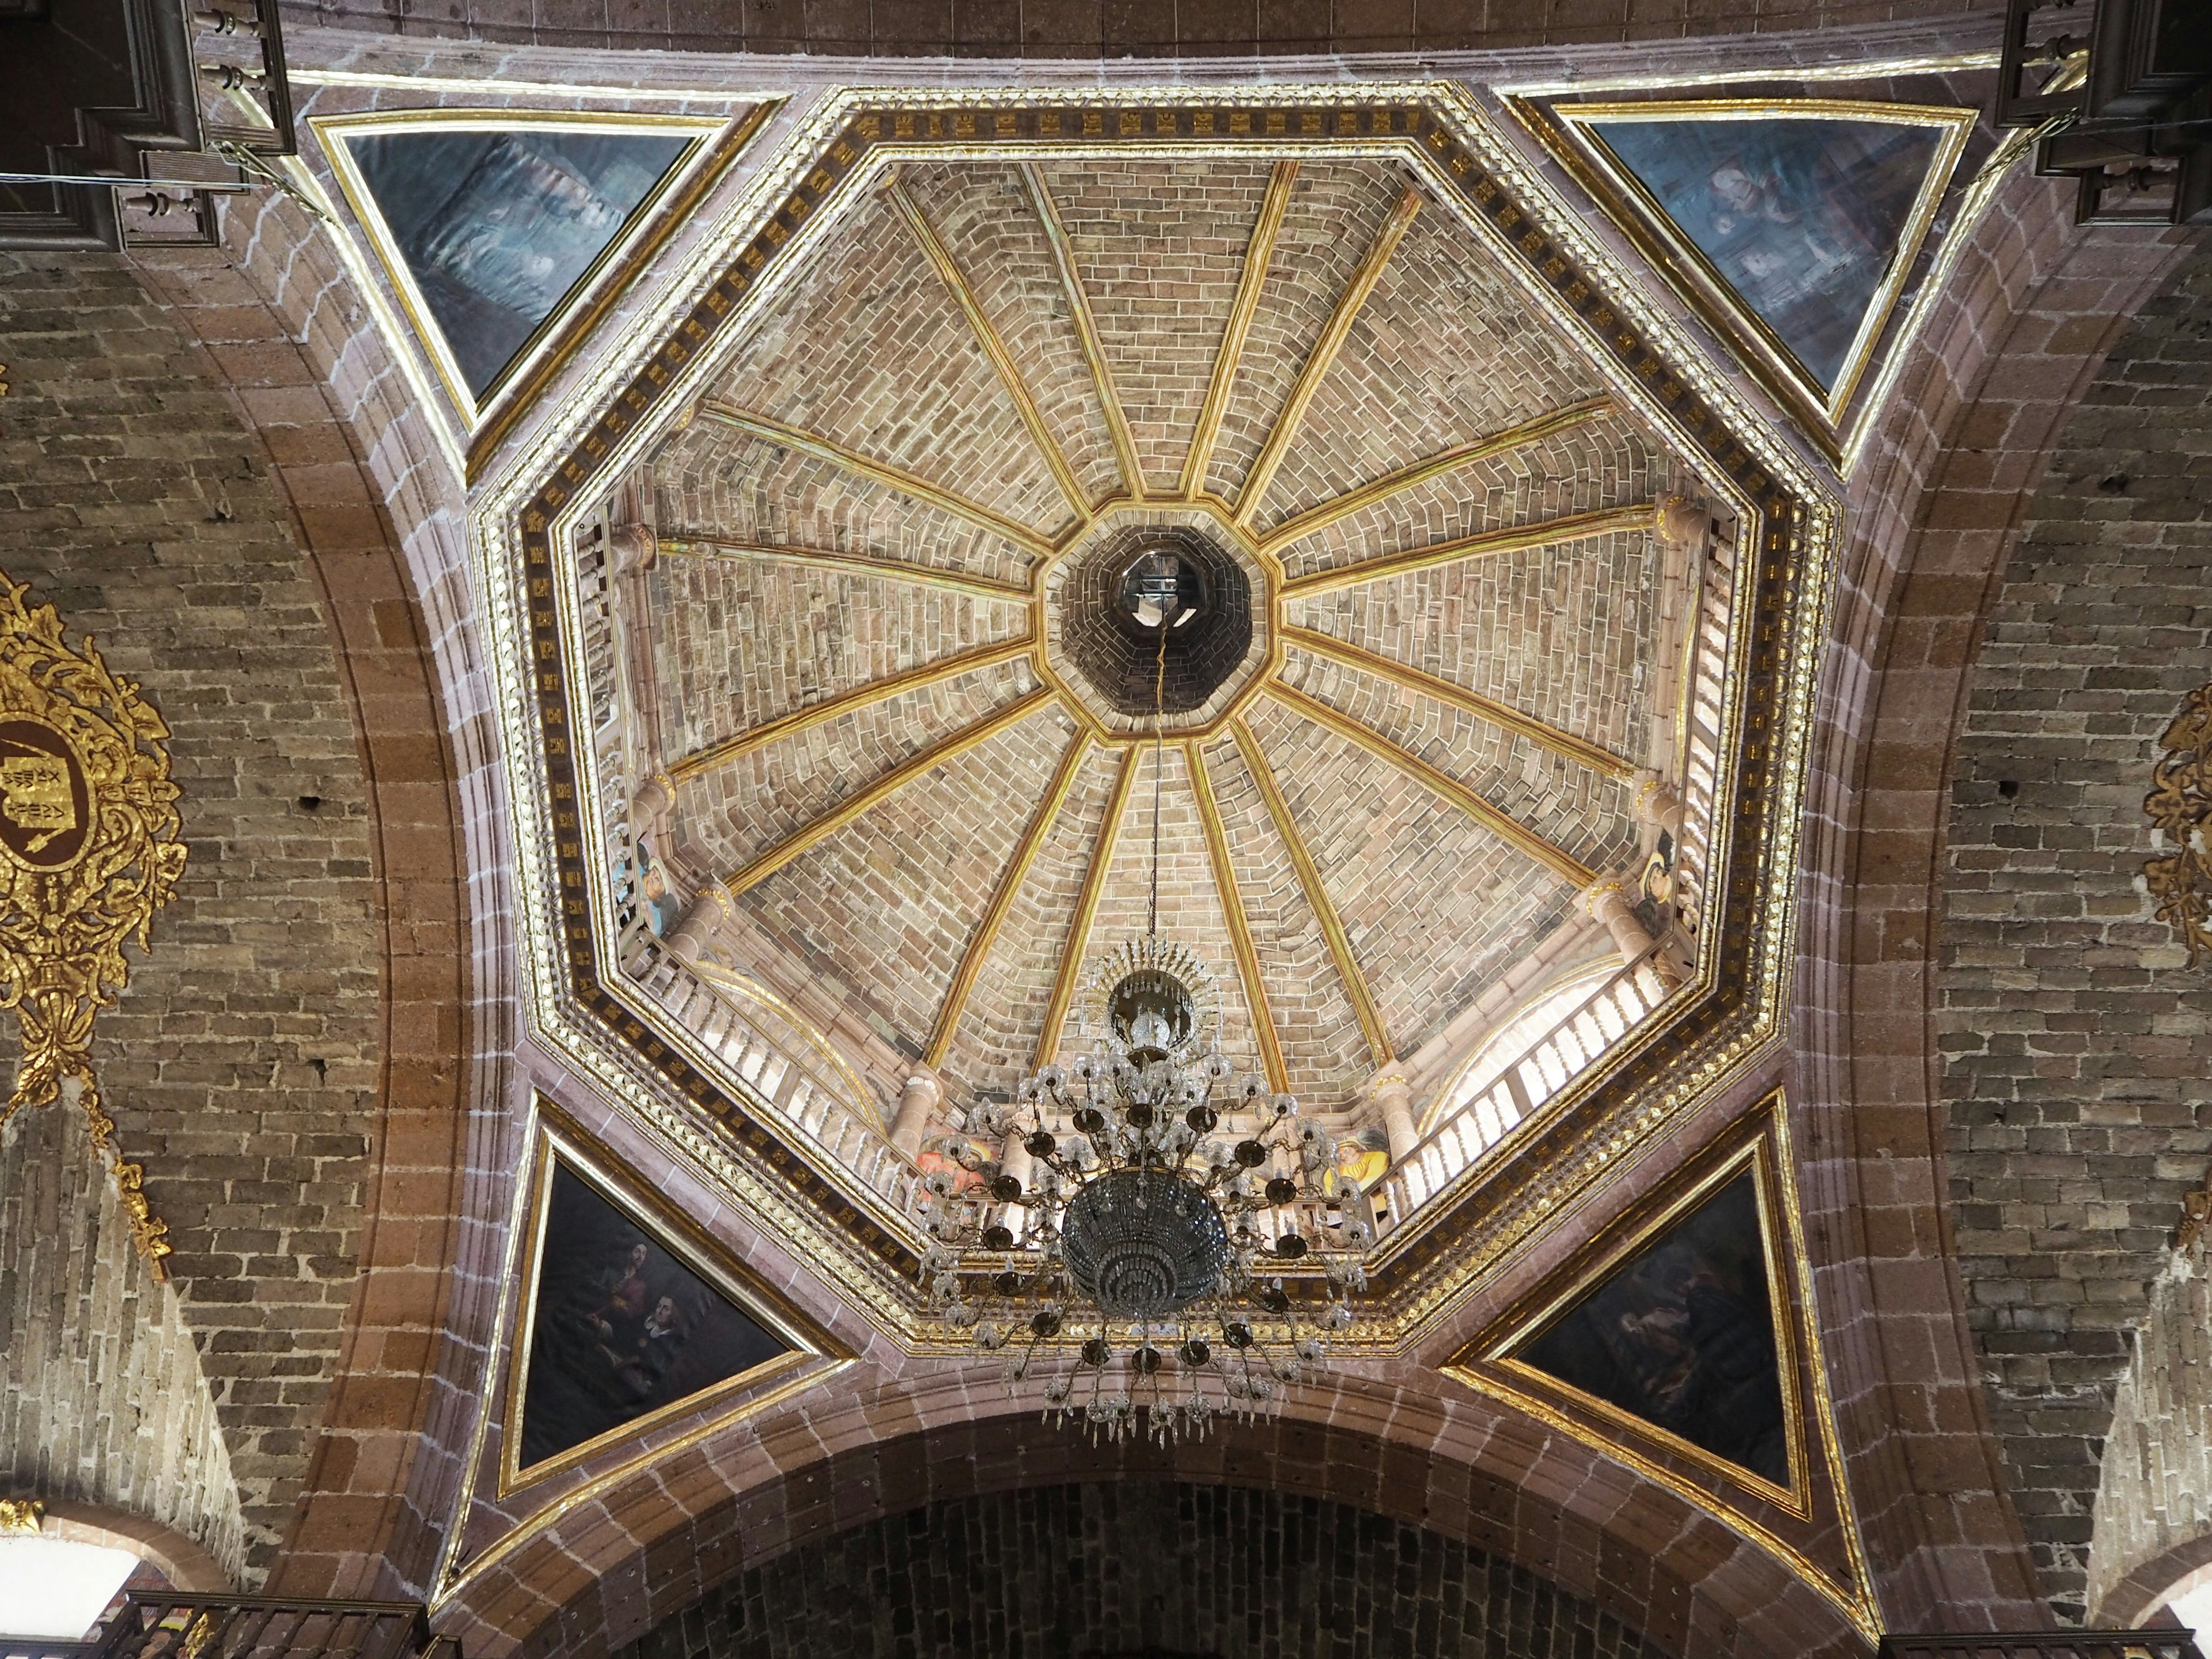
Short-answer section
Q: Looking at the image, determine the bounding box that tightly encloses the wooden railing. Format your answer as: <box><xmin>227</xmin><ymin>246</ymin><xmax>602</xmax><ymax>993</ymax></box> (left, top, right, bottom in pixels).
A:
<box><xmin>1880</xmin><ymin>1633</ymin><xmax>2203</xmax><ymax>1659</ymax></box>
<box><xmin>2</xmin><ymin>1595</ymin><xmax>449</xmax><ymax>1659</ymax></box>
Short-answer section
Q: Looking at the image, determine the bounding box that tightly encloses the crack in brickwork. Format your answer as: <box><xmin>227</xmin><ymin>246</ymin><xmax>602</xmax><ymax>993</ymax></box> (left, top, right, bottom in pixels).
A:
<box><xmin>0</xmin><ymin>251</ymin><xmax>381</xmax><ymax>1577</ymax></box>
<box><xmin>609</xmin><ymin>1482</ymin><xmax>1674</xmax><ymax>1659</ymax></box>
<box><xmin>1940</xmin><ymin>244</ymin><xmax>2212</xmax><ymax>1622</ymax></box>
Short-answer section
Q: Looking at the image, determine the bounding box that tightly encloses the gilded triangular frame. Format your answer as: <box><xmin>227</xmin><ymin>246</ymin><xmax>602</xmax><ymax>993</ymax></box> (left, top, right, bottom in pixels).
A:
<box><xmin>1506</xmin><ymin>94</ymin><xmax>1975</xmax><ymax>463</ymax></box>
<box><xmin>1443</xmin><ymin>1089</ymin><xmax>1881</xmax><ymax>1642</ymax></box>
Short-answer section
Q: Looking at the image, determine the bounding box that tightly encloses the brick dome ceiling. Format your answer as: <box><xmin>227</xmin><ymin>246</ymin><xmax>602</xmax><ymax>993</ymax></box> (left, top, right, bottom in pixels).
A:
<box><xmin>609</xmin><ymin>153</ymin><xmax>1702</xmax><ymax>1118</ymax></box>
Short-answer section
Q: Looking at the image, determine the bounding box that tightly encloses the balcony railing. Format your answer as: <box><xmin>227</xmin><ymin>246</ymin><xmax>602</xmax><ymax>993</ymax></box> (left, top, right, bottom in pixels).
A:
<box><xmin>1880</xmin><ymin>1633</ymin><xmax>2204</xmax><ymax>1659</ymax></box>
<box><xmin>3</xmin><ymin>1596</ymin><xmax>450</xmax><ymax>1659</ymax></box>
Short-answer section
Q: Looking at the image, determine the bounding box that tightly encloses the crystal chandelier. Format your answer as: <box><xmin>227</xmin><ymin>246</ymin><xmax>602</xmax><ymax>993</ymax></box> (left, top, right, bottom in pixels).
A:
<box><xmin>915</xmin><ymin>546</ymin><xmax>1370</xmax><ymax>1445</ymax></box>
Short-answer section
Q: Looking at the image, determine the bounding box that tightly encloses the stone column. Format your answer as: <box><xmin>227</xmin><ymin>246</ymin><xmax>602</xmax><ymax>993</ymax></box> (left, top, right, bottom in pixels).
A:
<box><xmin>889</xmin><ymin>1070</ymin><xmax>942</xmax><ymax>1161</ymax></box>
<box><xmin>1582</xmin><ymin>875</ymin><xmax>1684</xmax><ymax>986</ymax></box>
<box><xmin>1631</xmin><ymin>770</ymin><xmax>1685</xmax><ymax>843</ymax></box>
<box><xmin>1368</xmin><ymin>1066</ymin><xmax>1419</xmax><ymax>1163</ymax></box>
<box><xmin>665</xmin><ymin>880</ymin><xmax>733</xmax><ymax>965</ymax></box>
<box><xmin>998</xmin><ymin>1128</ymin><xmax>1035</xmax><ymax>1194</ymax></box>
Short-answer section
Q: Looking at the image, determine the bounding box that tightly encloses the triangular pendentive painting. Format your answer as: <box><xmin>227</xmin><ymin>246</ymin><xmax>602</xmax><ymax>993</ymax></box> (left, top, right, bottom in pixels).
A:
<box><xmin>1511</xmin><ymin>97</ymin><xmax>1975</xmax><ymax>453</ymax></box>
<box><xmin>1514</xmin><ymin>1168</ymin><xmax>1791</xmax><ymax>1492</ymax></box>
<box><xmin>1444</xmin><ymin>1094</ymin><xmax>1881</xmax><ymax>1643</ymax></box>
<box><xmin>499</xmin><ymin>1109</ymin><xmax>838</xmax><ymax>1493</ymax></box>
<box><xmin>315</xmin><ymin>113</ymin><xmax>724</xmax><ymax>418</ymax></box>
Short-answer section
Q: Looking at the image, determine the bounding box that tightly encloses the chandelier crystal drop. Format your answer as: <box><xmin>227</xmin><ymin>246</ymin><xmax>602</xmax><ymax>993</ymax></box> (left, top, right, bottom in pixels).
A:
<box><xmin>916</xmin><ymin>938</ymin><xmax>1371</xmax><ymax>1445</ymax></box>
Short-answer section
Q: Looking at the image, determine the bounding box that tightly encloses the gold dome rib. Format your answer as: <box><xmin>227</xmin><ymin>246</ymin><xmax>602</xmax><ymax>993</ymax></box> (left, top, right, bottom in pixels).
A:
<box><xmin>888</xmin><ymin>175</ymin><xmax>1094</xmax><ymax>527</ymax></box>
<box><xmin>1266</xmin><ymin>679</ymin><xmax>1597</xmax><ymax>889</ymax></box>
<box><xmin>1280</xmin><ymin>627</ymin><xmax>1634</xmax><ymax>781</ymax></box>
<box><xmin>1179</xmin><ymin>159</ymin><xmax>1299</xmax><ymax>500</ymax></box>
<box><xmin>1232</xmin><ymin>185</ymin><xmax>1422</xmax><ymax>532</ymax></box>
<box><xmin>1034</xmin><ymin>744</ymin><xmax>1141</xmax><ymax>1069</ymax></box>
<box><xmin>717</xmin><ymin>684</ymin><xmax>1055</xmax><ymax>899</ymax></box>
<box><xmin>1279</xmin><ymin>502</ymin><xmax>1657</xmax><ymax>599</ymax></box>
<box><xmin>698</xmin><ymin>402</ymin><xmax>1057</xmax><ymax>560</ymax></box>
<box><xmin>656</xmin><ymin>534</ymin><xmax>1029</xmax><ymax>602</ymax></box>
<box><xmin>925</xmin><ymin>729</ymin><xmax>1092</xmax><ymax>1070</ymax></box>
<box><xmin>1228</xmin><ymin>716</ymin><xmax>1393</xmax><ymax>1068</ymax></box>
<box><xmin>1185</xmin><ymin>739</ymin><xmax>1289</xmax><ymax>1093</ymax></box>
<box><xmin>1255</xmin><ymin>396</ymin><xmax>1618</xmax><ymax>556</ymax></box>
<box><xmin>664</xmin><ymin>634</ymin><xmax>1036</xmax><ymax>786</ymax></box>
<box><xmin>1020</xmin><ymin>164</ymin><xmax>1146</xmax><ymax>502</ymax></box>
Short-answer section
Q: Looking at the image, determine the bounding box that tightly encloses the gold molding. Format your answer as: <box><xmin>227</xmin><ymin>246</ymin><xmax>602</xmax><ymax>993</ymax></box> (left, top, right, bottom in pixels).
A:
<box><xmin>1441</xmin><ymin>1091</ymin><xmax>1883</xmax><ymax>1645</ymax></box>
<box><xmin>666</xmin><ymin>634</ymin><xmax>1035</xmax><ymax>786</ymax></box>
<box><xmin>1021</xmin><ymin>162</ymin><xmax>1147</xmax><ymax>499</ymax></box>
<box><xmin>719</xmin><ymin>685</ymin><xmax>1055</xmax><ymax>897</ymax></box>
<box><xmin>698</xmin><ymin>402</ymin><xmax>1059</xmax><ymax>560</ymax></box>
<box><xmin>1266</xmin><ymin>679</ymin><xmax>1597</xmax><ymax>889</ymax></box>
<box><xmin>499</xmin><ymin>1100</ymin><xmax>850</xmax><ymax>1497</ymax></box>
<box><xmin>2146</xmin><ymin>681</ymin><xmax>2212</xmax><ymax>967</ymax></box>
<box><xmin>1185</xmin><ymin>739</ymin><xmax>1289</xmax><ymax>1092</ymax></box>
<box><xmin>1035</xmin><ymin>745</ymin><xmax>1141</xmax><ymax>1067</ymax></box>
<box><xmin>926</xmin><ymin>729</ymin><xmax>1092</xmax><ymax>1069</ymax></box>
<box><xmin>1257</xmin><ymin>396</ymin><xmax>1615</xmax><ymax>553</ymax></box>
<box><xmin>1229</xmin><ymin>717</ymin><xmax>1391</xmax><ymax>1066</ymax></box>
<box><xmin>889</xmin><ymin>174</ymin><xmax>1093</xmax><ymax>527</ymax></box>
<box><xmin>1281</xmin><ymin>502</ymin><xmax>1656</xmax><ymax>598</ymax></box>
<box><xmin>1282</xmin><ymin>625</ymin><xmax>1633</xmax><ymax>778</ymax></box>
<box><xmin>0</xmin><ymin>1497</ymin><xmax>42</xmax><ymax>1535</ymax></box>
<box><xmin>1507</xmin><ymin>94</ymin><xmax>1976</xmax><ymax>460</ymax></box>
<box><xmin>656</xmin><ymin>533</ymin><xmax>1031</xmax><ymax>603</ymax></box>
<box><xmin>1233</xmin><ymin>185</ymin><xmax>1421</xmax><ymax>529</ymax></box>
<box><xmin>1179</xmin><ymin>159</ymin><xmax>1299</xmax><ymax>499</ymax></box>
<box><xmin>0</xmin><ymin>573</ymin><xmax>187</xmax><ymax>1278</ymax></box>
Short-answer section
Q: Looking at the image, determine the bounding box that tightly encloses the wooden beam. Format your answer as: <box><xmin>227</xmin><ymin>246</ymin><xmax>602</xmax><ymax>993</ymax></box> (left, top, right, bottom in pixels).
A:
<box><xmin>666</xmin><ymin>635</ymin><xmax>1036</xmax><ymax>786</ymax></box>
<box><xmin>1021</xmin><ymin>163</ymin><xmax>1147</xmax><ymax>500</ymax></box>
<box><xmin>1281</xmin><ymin>626</ymin><xmax>1633</xmax><ymax>779</ymax></box>
<box><xmin>698</xmin><ymin>402</ymin><xmax>1056</xmax><ymax>560</ymax></box>
<box><xmin>656</xmin><ymin>533</ymin><xmax>1029</xmax><ymax>603</ymax></box>
<box><xmin>1280</xmin><ymin>502</ymin><xmax>1655</xmax><ymax>599</ymax></box>
<box><xmin>1228</xmin><ymin>718</ymin><xmax>1392</xmax><ymax>1066</ymax></box>
<box><xmin>1233</xmin><ymin>187</ymin><xmax>1421</xmax><ymax>530</ymax></box>
<box><xmin>1266</xmin><ymin>680</ymin><xmax>1596</xmax><ymax>889</ymax></box>
<box><xmin>1257</xmin><ymin>396</ymin><xmax>1615</xmax><ymax>554</ymax></box>
<box><xmin>1179</xmin><ymin>160</ymin><xmax>1299</xmax><ymax>499</ymax></box>
<box><xmin>1035</xmin><ymin>745</ymin><xmax>1141</xmax><ymax>1067</ymax></box>
<box><xmin>720</xmin><ymin>686</ymin><xmax>1055</xmax><ymax>897</ymax></box>
<box><xmin>925</xmin><ymin>729</ymin><xmax>1092</xmax><ymax>1069</ymax></box>
<box><xmin>888</xmin><ymin>176</ymin><xmax>1093</xmax><ymax>526</ymax></box>
<box><xmin>1185</xmin><ymin>740</ymin><xmax>1289</xmax><ymax>1092</ymax></box>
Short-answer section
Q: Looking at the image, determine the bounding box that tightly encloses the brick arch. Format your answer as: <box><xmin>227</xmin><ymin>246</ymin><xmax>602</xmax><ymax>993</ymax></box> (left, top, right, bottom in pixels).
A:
<box><xmin>448</xmin><ymin>1376</ymin><xmax>1868</xmax><ymax>1659</ymax></box>
<box><xmin>1789</xmin><ymin>151</ymin><xmax>2199</xmax><ymax>1630</ymax></box>
<box><xmin>611</xmin><ymin>1480</ymin><xmax>1673</xmax><ymax>1659</ymax></box>
<box><xmin>122</xmin><ymin>179</ymin><xmax>512</xmax><ymax>1603</ymax></box>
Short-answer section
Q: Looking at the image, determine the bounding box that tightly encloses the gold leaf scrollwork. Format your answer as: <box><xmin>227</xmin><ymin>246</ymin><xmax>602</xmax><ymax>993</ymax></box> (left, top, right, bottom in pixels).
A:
<box><xmin>0</xmin><ymin>573</ymin><xmax>186</xmax><ymax>1278</ymax></box>
<box><xmin>2146</xmin><ymin>683</ymin><xmax>2212</xmax><ymax>969</ymax></box>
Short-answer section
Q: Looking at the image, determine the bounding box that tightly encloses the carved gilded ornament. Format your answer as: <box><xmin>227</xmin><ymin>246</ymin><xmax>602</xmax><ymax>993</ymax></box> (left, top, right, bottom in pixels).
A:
<box><xmin>0</xmin><ymin>1495</ymin><xmax>43</xmax><ymax>1534</ymax></box>
<box><xmin>2146</xmin><ymin>682</ymin><xmax>2212</xmax><ymax>969</ymax></box>
<box><xmin>0</xmin><ymin>573</ymin><xmax>187</xmax><ymax>1277</ymax></box>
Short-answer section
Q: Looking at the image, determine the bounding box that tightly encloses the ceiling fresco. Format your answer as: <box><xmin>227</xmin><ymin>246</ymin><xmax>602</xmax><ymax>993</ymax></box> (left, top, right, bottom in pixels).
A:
<box><xmin>465</xmin><ymin>88</ymin><xmax>1838</xmax><ymax>1381</ymax></box>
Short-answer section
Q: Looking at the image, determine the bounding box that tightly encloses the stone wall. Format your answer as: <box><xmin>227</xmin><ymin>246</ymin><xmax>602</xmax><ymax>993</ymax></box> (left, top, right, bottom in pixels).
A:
<box><xmin>1939</xmin><ymin>244</ymin><xmax>2212</xmax><ymax>1619</ymax></box>
<box><xmin>613</xmin><ymin>1481</ymin><xmax>1671</xmax><ymax>1659</ymax></box>
<box><xmin>0</xmin><ymin>251</ymin><xmax>382</xmax><ymax>1576</ymax></box>
<box><xmin>0</xmin><ymin>1096</ymin><xmax>248</xmax><ymax>1582</ymax></box>
<box><xmin>2085</xmin><ymin>1230</ymin><xmax>2212</xmax><ymax>1621</ymax></box>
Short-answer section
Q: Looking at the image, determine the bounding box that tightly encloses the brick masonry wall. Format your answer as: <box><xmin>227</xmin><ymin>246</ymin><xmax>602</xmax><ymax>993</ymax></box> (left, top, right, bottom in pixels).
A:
<box><xmin>1938</xmin><ymin>244</ymin><xmax>2212</xmax><ymax>1619</ymax></box>
<box><xmin>612</xmin><ymin>1481</ymin><xmax>1671</xmax><ymax>1659</ymax></box>
<box><xmin>2084</xmin><ymin>1230</ymin><xmax>2212</xmax><ymax>1622</ymax></box>
<box><xmin>0</xmin><ymin>251</ymin><xmax>382</xmax><ymax>1578</ymax></box>
<box><xmin>1</xmin><ymin>1093</ymin><xmax>249</xmax><ymax>1582</ymax></box>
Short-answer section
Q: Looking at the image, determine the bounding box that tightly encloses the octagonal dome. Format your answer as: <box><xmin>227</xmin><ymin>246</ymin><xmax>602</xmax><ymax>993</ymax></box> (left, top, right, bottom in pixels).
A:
<box><xmin>497</xmin><ymin>90</ymin><xmax>1819</xmax><ymax>1335</ymax></box>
